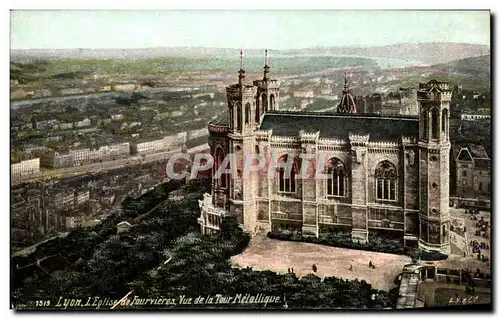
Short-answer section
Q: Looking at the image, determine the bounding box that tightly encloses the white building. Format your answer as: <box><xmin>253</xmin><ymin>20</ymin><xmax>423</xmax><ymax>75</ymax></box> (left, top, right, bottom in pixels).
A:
<box><xmin>74</xmin><ymin>118</ymin><xmax>91</xmax><ymax>128</ymax></box>
<box><xmin>114</xmin><ymin>84</ymin><xmax>137</xmax><ymax>92</ymax></box>
<box><xmin>54</xmin><ymin>192</ymin><xmax>75</xmax><ymax>210</ymax></box>
<box><xmin>99</xmin><ymin>86</ymin><xmax>112</xmax><ymax>92</ymax></box>
<box><xmin>197</xmin><ymin>193</ymin><xmax>229</xmax><ymax>235</ymax></box>
<box><xmin>35</xmin><ymin>119</ymin><xmax>58</xmax><ymax>130</ymax></box>
<box><xmin>133</xmin><ymin>133</ymin><xmax>186</xmax><ymax>155</ymax></box>
<box><xmin>58</xmin><ymin>122</ymin><xmax>74</xmax><ymax>130</ymax></box>
<box><xmin>65</xmin><ymin>214</ymin><xmax>85</xmax><ymax>229</ymax></box>
<box><xmin>42</xmin><ymin>142</ymin><xmax>130</xmax><ymax>168</ymax></box>
<box><xmin>75</xmin><ymin>190</ymin><xmax>90</xmax><ymax>206</ymax></box>
<box><xmin>110</xmin><ymin>114</ymin><xmax>124</xmax><ymax>120</ymax></box>
<box><xmin>100</xmin><ymin>142</ymin><xmax>131</xmax><ymax>160</ymax></box>
<box><xmin>33</xmin><ymin>89</ymin><xmax>52</xmax><ymax>98</ymax></box>
<box><xmin>461</xmin><ymin>114</ymin><xmax>490</xmax><ymax>121</ymax></box>
<box><xmin>11</xmin><ymin>158</ymin><xmax>40</xmax><ymax>178</ymax></box>
<box><xmin>292</xmin><ymin>89</ymin><xmax>314</xmax><ymax>99</ymax></box>
<box><xmin>60</xmin><ymin>88</ymin><xmax>83</xmax><ymax>95</ymax></box>
<box><xmin>319</xmin><ymin>87</ymin><xmax>332</xmax><ymax>95</ymax></box>
<box><xmin>133</xmin><ymin>139</ymin><xmax>166</xmax><ymax>155</ymax></box>
<box><xmin>41</xmin><ymin>152</ymin><xmax>73</xmax><ymax>169</ymax></box>
<box><xmin>70</xmin><ymin>148</ymin><xmax>101</xmax><ymax>165</ymax></box>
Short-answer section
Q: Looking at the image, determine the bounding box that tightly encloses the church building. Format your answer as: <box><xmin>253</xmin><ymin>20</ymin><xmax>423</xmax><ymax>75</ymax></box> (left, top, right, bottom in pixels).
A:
<box><xmin>198</xmin><ymin>50</ymin><xmax>452</xmax><ymax>254</ymax></box>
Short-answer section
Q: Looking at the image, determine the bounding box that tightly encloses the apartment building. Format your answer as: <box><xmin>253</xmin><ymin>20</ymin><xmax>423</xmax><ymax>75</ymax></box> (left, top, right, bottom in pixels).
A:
<box><xmin>11</xmin><ymin>158</ymin><xmax>40</xmax><ymax>178</ymax></box>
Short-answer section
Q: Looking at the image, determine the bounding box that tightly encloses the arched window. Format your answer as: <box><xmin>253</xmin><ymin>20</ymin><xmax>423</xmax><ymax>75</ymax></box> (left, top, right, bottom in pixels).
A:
<box><xmin>375</xmin><ymin>161</ymin><xmax>397</xmax><ymax>201</ymax></box>
<box><xmin>214</xmin><ymin>147</ymin><xmax>227</xmax><ymax>189</ymax></box>
<box><xmin>236</xmin><ymin>103</ymin><xmax>242</xmax><ymax>130</ymax></box>
<box><xmin>255</xmin><ymin>99</ymin><xmax>260</xmax><ymax>123</ymax></box>
<box><xmin>252</xmin><ymin>145</ymin><xmax>260</xmax><ymax>166</ymax></box>
<box><xmin>261</xmin><ymin>94</ymin><xmax>268</xmax><ymax>112</ymax></box>
<box><xmin>277</xmin><ymin>154</ymin><xmax>296</xmax><ymax>193</ymax></box>
<box><xmin>229</xmin><ymin>102</ymin><xmax>234</xmax><ymax>129</ymax></box>
<box><xmin>431</xmin><ymin>108</ymin><xmax>439</xmax><ymax>139</ymax></box>
<box><xmin>326</xmin><ymin>158</ymin><xmax>347</xmax><ymax>197</ymax></box>
<box><xmin>421</xmin><ymin>108</ymin><xmax>428</xmax><ymax>140</ymax></box>
<box><xmin>270</xmin><ymin>94</ymin><xmax>275</xmax><ymax>110</ymax></box>
<box><xmin>245</xmin><ymin>103</ymin><xmax>251</xmax><ymax>125</ymax></box>
<box><xmin>441</xmin><ymin>109</ymin><xmax>448</xmax><ymax>134</ymax></box>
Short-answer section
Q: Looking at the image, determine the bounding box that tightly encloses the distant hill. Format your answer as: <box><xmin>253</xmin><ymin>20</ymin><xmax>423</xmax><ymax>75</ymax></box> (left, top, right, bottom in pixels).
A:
<box><xmin>284</xmin><ymin>43</ymin><xmax>490</xmax><ymax>65</ymax></box>
<box><xmin>11</xmin><ymin>42</ymin><xmax>490</xmax><ymax>65</ymax></box>
<box><xmin>431</xmin><ymin>54</ymin><xmax>491</xmax><ymax>75</ymax></box>
<box><xmin>427</xmin><ymin>54</ymin><xmax>490</xmax><ymax>91</ymax></box>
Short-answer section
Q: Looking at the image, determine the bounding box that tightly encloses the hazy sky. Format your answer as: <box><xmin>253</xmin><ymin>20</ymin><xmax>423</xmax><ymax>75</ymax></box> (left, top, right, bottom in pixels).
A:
<box><xmin>11</xmin><ymin>10</ymin><xmax>490</xmax><ymax>50</ymax></box>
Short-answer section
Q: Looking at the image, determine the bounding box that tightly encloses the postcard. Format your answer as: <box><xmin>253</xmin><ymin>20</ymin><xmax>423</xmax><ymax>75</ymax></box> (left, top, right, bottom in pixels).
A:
<box><xmin>10</xmin><ymin>10</ymin><xmax>491</xmax><ymax>311</ymax></box>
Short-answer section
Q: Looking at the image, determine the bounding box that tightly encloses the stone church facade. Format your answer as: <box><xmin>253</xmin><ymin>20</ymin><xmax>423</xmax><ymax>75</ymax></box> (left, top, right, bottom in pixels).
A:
<box><xmin>199</xmin><ymin>50</ymin><xmax>452</xmax><ymax>254</ymax></box>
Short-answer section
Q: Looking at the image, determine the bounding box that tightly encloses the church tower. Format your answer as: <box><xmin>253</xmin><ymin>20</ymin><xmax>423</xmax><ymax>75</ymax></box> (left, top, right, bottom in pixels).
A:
<box><xmin>226</xmin><ymin>50</ymin><xmax>258</xmax><ymax>134</ymax></box>
<box><xmin>225</xmin><ymin>50</ymin><xmax>258</xmax><ymax>231</ymax></box>
<box><xmin>417</xmin><ymin>80</ymin><xmax>451</xmax><ymax>254</ymax></box>
<box><xmin>253</xmin><ymin>50</ymin><xmax>280</xmax><ymax>119</ymax></box>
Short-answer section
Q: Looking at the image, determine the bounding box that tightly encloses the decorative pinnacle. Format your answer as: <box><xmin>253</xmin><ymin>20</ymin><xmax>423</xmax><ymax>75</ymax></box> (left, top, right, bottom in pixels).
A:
<box><xmin>238</xmin><ymin>49</ymin><xmax>246</xmax><ymax>85</ymax></box>
<box><xmin>344</xmin><ymin>72</ymin><xmax>349</xmax><ymax>89</ymax></box>
<box><xmin>240</xmin><ymin>49</ymin><xmax>244</xmax><ymax>70</ymax></box>
<box><xmin>263</xmin><ymin>49</ymin><xmax>270</xmax><ymax>81</ymax></box>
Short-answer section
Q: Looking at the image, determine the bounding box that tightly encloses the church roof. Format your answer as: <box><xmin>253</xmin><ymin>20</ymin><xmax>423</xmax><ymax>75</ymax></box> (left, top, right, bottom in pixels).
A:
<box><xmin>338</xmin><ymin>92</ymin><xmax>357</xmax><ymax>113</ymax></box>
<box><xmin>210</xmin><ymin>109</ymin><xmax>230</xmax><ymax>126</ymax></box>
<box><xmin>453</xmin><ymin>143</ymin><xmax>490</xmax><ymax>168</ymax></box>
<box><xmin>337</xmin><ymin>73</ymin><xmax>357</xmax><ymax>114</ymax></box>
<box><xmin>259</xmin><ymin>111</ymin><xmax>419</xmax><ymax>141</ymax></box>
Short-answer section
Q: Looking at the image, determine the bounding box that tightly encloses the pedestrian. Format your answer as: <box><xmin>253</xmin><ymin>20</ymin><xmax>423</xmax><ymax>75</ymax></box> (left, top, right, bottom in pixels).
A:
<box><xmin>312</xmin><ymin>264</ymin><xmax>317</xmax><ymax>272</ymax></box>
<box><xmin>291</xmin><ymin>268</ymin><xmax>294</xmax><ymax>274</ymax></box>
<box><xmin>349</xmin><ymin>264</ymin><xmax>353</xmax><ymax>271</ymax></box>
<box><xmin>288</xmin><ymin>268</ymin><xmax>291</xmax><ymax>274</ymax></box>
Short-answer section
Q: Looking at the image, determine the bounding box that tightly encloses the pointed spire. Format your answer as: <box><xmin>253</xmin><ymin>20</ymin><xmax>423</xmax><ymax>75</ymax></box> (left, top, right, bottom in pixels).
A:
<box><xmin>238</xmin><ymin>49</ymin><xmax>246</xmax><ymax>86</ymax></box>
<box><xmin>344</xmin><ymin>72</ymin><xmax>349</xmax><ymax>89</ymax></box>
<box><xmin>263</xmin><ymin>49</ymin><xmax>270</xmax><ymax>81</ymax></box>
<box><xmin>240</xmin><ymin>49</ymin><xmax>244</xmax><ymax>70</ymax></box>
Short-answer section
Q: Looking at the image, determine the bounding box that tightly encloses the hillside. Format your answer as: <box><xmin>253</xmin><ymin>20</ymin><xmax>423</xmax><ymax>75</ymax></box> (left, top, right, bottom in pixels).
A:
<box><xmin>286</xmin><ymin>43</ymin><xmax>490</xmax><ymax>65</ymax></box>
<box><xmin>11</xmin><ymin>43</ymin><xmax>490</xmax><ymax>65</ymax></box>
<box><xmin>428</xmin><ymin>54</ymin><xmax>490</xmax><ymax>91</ymax></box>
<box><xmin>432</xmin><ymin>54</ymin><xmax>491</xmax><ymax>75</ymax></box>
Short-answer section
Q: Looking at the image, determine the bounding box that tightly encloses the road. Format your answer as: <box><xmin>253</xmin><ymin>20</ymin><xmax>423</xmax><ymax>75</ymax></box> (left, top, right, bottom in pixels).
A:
<box><xmin>12</xmin><ymin>144</ymin><xmax>209</xmax><ymax>186</ymax></box>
